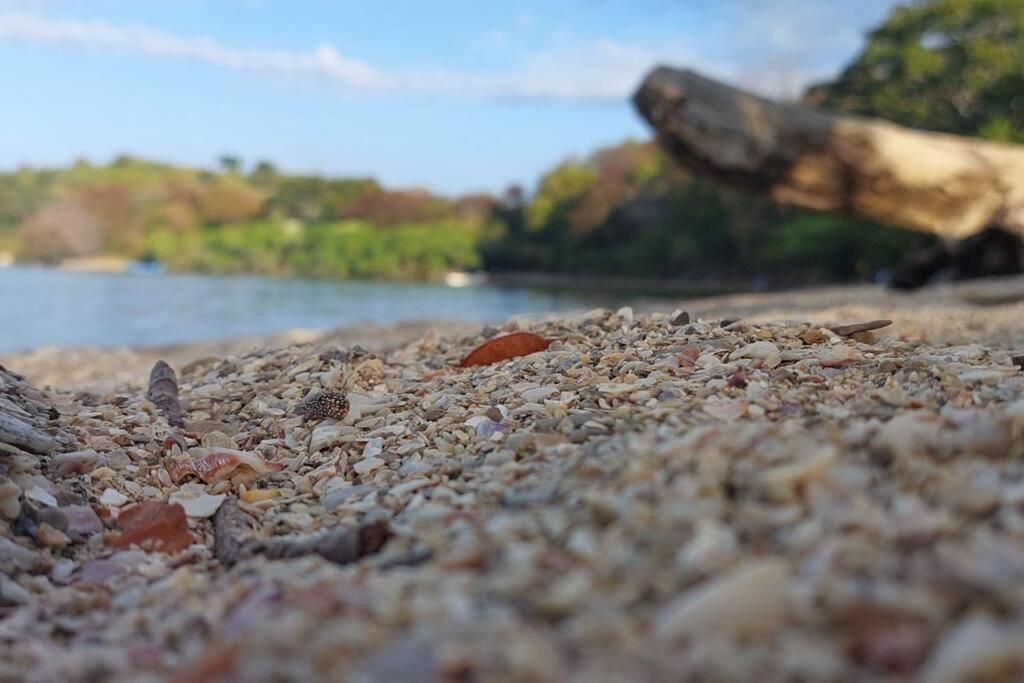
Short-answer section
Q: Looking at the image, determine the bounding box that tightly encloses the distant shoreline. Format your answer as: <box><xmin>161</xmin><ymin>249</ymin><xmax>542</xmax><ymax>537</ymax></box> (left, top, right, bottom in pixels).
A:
<box><xmin>4</xmin><ymin>258</ymin><xmax>776</xmax><ymax>298</ymax></box>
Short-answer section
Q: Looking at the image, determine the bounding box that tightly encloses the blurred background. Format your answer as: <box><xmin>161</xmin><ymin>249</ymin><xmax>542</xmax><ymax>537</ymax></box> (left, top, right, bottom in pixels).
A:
<box><xmin>1</xmin><ymin>0</ymin><xmax>1021</xmax><ymax>354</ymax></box>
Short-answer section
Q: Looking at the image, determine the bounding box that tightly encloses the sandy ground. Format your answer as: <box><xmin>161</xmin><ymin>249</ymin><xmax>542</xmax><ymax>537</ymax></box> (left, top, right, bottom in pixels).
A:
<box><xmin>4</xmin><ymin>276</ymin><xmax>1024</xmax><ymax>681</ymax></box>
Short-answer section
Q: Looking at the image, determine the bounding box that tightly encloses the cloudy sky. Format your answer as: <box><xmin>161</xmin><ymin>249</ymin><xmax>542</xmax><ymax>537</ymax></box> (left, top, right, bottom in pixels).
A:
<box><xmin>0</xmin><ymin>0</ymin><xmax>901</xmax><ymax>194</ymax></box>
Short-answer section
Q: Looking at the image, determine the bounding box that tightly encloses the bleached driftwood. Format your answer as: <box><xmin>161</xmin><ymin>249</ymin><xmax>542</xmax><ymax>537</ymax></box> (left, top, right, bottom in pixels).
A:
<box><xmin>633</xmin><ymin>67</ymin><xmax>1024</xmax><ymax>286</ymax></box>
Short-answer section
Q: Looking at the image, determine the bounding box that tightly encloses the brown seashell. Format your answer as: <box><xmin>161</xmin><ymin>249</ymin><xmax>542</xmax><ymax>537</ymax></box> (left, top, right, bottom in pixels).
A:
<box><xmin>169</xmin><ymin>448</ymin><xmax>285</xmax><ymax>484</ymax></box>
<box><xmin>460</xmin><ymin>332</ymin><xmax>553</xmax><ymax>367</ymax></box>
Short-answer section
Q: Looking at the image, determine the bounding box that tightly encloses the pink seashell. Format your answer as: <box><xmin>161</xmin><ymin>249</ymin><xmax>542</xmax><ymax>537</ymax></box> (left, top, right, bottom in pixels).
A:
<box><xmin>169</xmin><ymin>448</ymin><xmax>284</xmax><ymax>484</ymax></box>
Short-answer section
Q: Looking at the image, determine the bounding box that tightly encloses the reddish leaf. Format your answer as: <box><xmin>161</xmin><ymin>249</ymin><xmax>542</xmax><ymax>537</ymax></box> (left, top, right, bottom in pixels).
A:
<box><xmin>112</xmin><ymin>501</ymin><xmax>193</xmax><ymax>553</ymax></box>
<box><xmin>460</xmin><ymin>332</ymin><xmax>553</xmax><ymax>367</ymax></box>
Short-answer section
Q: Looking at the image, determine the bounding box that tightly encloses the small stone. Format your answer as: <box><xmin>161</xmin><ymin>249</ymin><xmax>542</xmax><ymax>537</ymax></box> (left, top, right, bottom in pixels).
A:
<box><xmin>24</xmin><ymin>485</ymin><xmax>57</xmax><ymax>508</ymax></box>
<box><xmin>671</xmin><ymin>310</ymin><xmax>691</xmax><ymax>325</ymax></box>
<box><xmin>35</xmin><ymin>522</ymin><xmax>70</xmax><ymax>548</ymax></box>
<box><xmin>322</xmin><ymin>485</ymin><xmax>374</xmax><ymax>510</ymax></box>
<box><xmin>0</xmin><ymin>478</ymin><xmax>21</xmax><ymax>520</ymax></box>
<box><xmin>100</xmin><ymin>488</ymin><xmax>129</xmax><ymax>507</ymax></box>
<box><xmin>522</xmin><ymin>386</ymin><xmax>558</xmax><ymax>403</ymax></box>
<box><xmin>801</xmin><ymin>328</ymin><xmax>827</xmax><ymax>344</ymax></box>
<box><xmin>0</xmin><ymin>573</ymin><xmax>32</xmax><ymax>607</ymax></box>
<box><xmin>36</xmin><ymin>506</ymin><xmax>68</xmax><ymax>532</ymax></box>
<box><xmin>90</xmin><ymin>466</ymin><xmax>117</xmax><ymax>480</ymax></box>
<box><xmin>200</xmin><ymin>431</ymin><xmax>236</xmax><ymax>449</ymax></box>
<box><xmin>310</xmin><ymin>424</ymin><xmax>347</xmax><ymax>453</ymax></box>
<box><xmin>353</xmin><ymin>457</ymin><xmax>385</xmax><ymax>477</ymax></box>
<box><xmin>656</xmin><ymin>559</ymin><xmax>790</xmax><ymax>641</ymax></box>
<box><xmin>64</xmin><ymin>505</ymin><xmax>103</xmax><ymax>540</ymax></box>
<box><xmin>398</xmin><ymin>460</ymin><xmax>434</xmax><ymax>477</ymax></box>
<box><xmin>828</xmin><ymin>319</ymin><xmax>892</xmax><ymax>337</ymax></box>
<box><xmin>0</xmin><ymin>537</ymin><xmax>41</xmax><ymax>573</ymax></box>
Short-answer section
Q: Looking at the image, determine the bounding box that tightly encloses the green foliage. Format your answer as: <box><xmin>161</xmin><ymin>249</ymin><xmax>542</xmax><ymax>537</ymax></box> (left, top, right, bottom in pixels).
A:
<box><xmin>754</xmin><ymin>215</ymin><xmax>935</xmax><ymax>280</ymax></box>
<box><xmin>806</xmin><ymin>0</ymin><xmax>1024</xmax><ymax>142</ymax></box>
<box><xmin>267</xmin><ymin>176</ymin><xmax>380</xmax><ymax>222</ymax></box>
<box><xmin>146</xmin><ymin>219</ymin><xmax>482</xmax><ymax>281</ymax></box>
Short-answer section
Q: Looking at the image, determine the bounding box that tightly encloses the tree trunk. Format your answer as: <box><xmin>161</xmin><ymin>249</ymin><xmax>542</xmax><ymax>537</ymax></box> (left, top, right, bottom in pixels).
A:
<box><xmin>633</xmin><ymin>67</ymin><xmax>1024</xmax><ymax>286</ymax></box>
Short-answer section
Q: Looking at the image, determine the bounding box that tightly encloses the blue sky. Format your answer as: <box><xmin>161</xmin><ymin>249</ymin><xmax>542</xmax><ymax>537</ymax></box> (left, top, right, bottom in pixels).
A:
<box><xmin>1</xmin><ymin>0</ymin><xmax>901</xmax><ymax>194</ymax></box>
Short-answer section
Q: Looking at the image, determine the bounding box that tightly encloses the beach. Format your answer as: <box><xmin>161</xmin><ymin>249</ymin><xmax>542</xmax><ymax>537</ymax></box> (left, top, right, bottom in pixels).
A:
<box><xmin>3</xmin><ymin>277</ymin><xmax>1024</xmax><ymax>681</ymax></box>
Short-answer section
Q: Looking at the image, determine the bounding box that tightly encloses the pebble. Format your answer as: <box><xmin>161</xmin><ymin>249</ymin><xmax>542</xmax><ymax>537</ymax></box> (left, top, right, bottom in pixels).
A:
<box><xmin>4</xmin><ymin>298</ymin><xmax>1024</xmax><ymax>681</ymax></box>
<box><xmin>322</xmin><ymin>485</ymin><xmax>374</xmax><ymax>510</ymax></box>
<box><xmin>353</xmin><ymin>457</ymin><xmax>385</xmax><ymax>477</ymax></box>
<box><xmin>63</xmin><ymin>505</ymin><xmax>103</xmax><ymax>540</ymax></box>
<box><xmin>0</xmin><ymin>478</ymin><xmax>21</xmax><ymax>519</ymax></box>
<box><xmin>24</xmin><ymin>485</ymin><xmax>58</xmax><ymax>508</ymax></box>
<box><xmin>100</xmin><ymin>488</ymin><xmax>129</xmax><ymax>507</ymax></box>
<box><xmin>656</xmin><ymin>559</ymin><xmax>790</xmax><ymax>640</ymax></box>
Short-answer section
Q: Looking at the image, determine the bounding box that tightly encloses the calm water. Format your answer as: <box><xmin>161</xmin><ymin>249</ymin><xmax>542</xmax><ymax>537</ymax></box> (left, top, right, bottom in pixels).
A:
<box><xmin>0</xmin><ymin>266</ymin><xmax>615</xmax><ymax>353</ymax></box>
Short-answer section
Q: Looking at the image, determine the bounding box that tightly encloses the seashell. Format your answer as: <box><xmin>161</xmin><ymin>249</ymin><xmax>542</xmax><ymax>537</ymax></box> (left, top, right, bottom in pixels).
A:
<box><xmin>920</xmin><ymin>616</ymin><xmax>1024</xmax><ymax>683</ymax></box>
<box><xmin>169</xmin><ymin>492</ymin><xmax>226</xmax><ymax>518</ymax></box>
<box><xmin>169</xmin><ymin>448</ymin><xmax>285</xmax><ymax>484</ymax></box>
<box><xmin>299</xmin><ymin>389</ymin><xmax>350</xmax><ymax>421</ymax></box>
<box><xmin>655</xmin><ymin>559</ymin><xmax>790</xmax><ymax>641</ymax></box>
<box><xmin>461</xmin><ymin>332</ymin><xmax>553</xmax><ymax>367</ymax></box>
<box><xmin>819</xmin><ymin>345</ymin><xmax>860</xmax><ymax>368</ymax></box>
<box><xmin>729</xmin><ymin>341</ymin><xmax>781</xmax><ymax>368</ymax></box>
<box><xmin>703</xmin><ymin>398</ymin><xmax>748</xmax><ymax>420</ymax></box>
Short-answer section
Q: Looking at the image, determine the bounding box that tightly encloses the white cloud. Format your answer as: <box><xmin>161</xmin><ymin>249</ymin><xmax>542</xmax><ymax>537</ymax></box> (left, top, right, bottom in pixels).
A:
<box><xmin>0</xmin><ymin>12</ymin><xmax>714</xmax><ymax>101</ymax></box>
<box><xmin>0</xmin><ymin>12</ymin><xmax>383</xmax><ymax>88</ymax></box>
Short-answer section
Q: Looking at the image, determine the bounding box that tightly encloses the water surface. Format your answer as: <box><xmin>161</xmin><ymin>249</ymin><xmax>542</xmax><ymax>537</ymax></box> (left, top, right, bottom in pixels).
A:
<box><xmin>0</xmin><ymin>267</ymin><xmax>616</xmax><ymax>353</ymax></box>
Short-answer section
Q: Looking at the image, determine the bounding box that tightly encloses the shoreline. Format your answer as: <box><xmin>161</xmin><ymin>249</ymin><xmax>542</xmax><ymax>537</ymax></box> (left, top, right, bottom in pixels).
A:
<box><xmin>5</xmin><ymin>275</ymin><xmax>1024</xmax><ymax>392</ymax></box>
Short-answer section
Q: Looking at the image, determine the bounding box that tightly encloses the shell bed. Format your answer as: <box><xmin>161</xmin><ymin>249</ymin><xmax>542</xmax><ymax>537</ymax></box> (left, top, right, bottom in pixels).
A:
<box><xmin>2</xmin><ymin>291</ymin><xmax>1024</xmax><ymax>682</ymax></box>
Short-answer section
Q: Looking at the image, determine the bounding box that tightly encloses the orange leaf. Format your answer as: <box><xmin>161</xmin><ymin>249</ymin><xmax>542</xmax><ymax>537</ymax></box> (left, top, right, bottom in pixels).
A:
<box><xmin>460</xmin><ymin>332</ymin><xmax>553</xmax><ymax>367</ymax></box>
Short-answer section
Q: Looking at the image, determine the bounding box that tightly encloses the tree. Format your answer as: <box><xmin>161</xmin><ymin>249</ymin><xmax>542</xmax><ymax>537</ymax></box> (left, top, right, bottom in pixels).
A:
<box><xmin>805</xmin><ymin>0</ymin><xmax>1024</xmax><ymax>143</ymax></box>
<box><xmin>249</xmin><ymin>160</ymin><xmax>278</xmax><ymax>188</ymax></box>
<box><xmin>218</xmin><ymin>155</ymin><xmax>242</xmax><ymax>174</ymax></box>
<box><xmin>197</xmin><ymin>176</ymin><xmax>265</xmax><ymax>225</ymax></box>
<box><xmin>17</xmin><ymin>199</ymin><xmax>101</xmax><ymax>263</ymax></box>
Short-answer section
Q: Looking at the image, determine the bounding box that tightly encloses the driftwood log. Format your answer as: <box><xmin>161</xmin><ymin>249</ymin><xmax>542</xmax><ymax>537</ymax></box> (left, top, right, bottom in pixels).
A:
<box><xmin>633</xmin><ymin>67</ymin><xmax>1024</xmax><ymax>287</ymax></box>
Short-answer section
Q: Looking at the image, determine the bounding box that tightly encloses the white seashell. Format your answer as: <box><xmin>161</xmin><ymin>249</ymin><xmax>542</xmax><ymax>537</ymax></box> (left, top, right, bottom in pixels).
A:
<box><xmin>703</xmin><ymin>398</ymin><xmax>748</xmax><ymax>421</ymax></box>
<box><xmin>169</xmin><ymin>492</ymin><xmax>226</xmax><ymax>518</ymax></box>
<box><xmin>522</xmin><ymin>386</ymin><xmax>558</xmax><ymax>403</ymax></box>
<box><xmin>353</xmin><ymin>457</ymin><xmax>385</xmax><ymax>476</ymax></box>
<box><xmin>99</xmin><ymin>488</ymin><xmax>129</xmax><ymax>507</ymax></box>
<box><xmin>920</xmin><ymin>616</ymin><xmax>1024</xmax><ymax>683</ymax></box>
<box><xmin>25</xmin><ymin>485</ymin><xmax>58</xmax><ymax>508</ymax></box>
<box><xmin>655</xmin><ymin>559</ymin><xmax>790</xmax><ymax>641</ymax></box>
<box><xmin>309</xmin><ymin>425</ymin><xmax>348</xmax><ymax>453</ymax></box>
<box><xmin>729</xmin><ymin>341</ymin><xmax>781</xmax><ymax>368</ymax></box>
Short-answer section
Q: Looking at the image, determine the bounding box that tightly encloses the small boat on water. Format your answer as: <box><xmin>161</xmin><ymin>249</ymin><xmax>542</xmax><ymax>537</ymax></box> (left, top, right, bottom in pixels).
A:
<box><xmin>443</xmin><ymin>271</ymin><xmax>486</xmax><ymax>288</ymax></box>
